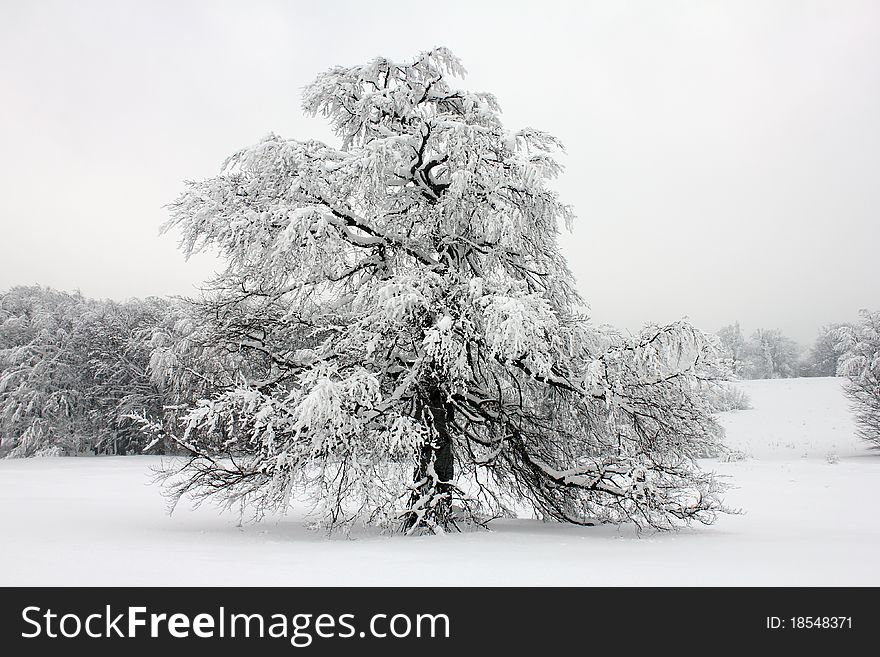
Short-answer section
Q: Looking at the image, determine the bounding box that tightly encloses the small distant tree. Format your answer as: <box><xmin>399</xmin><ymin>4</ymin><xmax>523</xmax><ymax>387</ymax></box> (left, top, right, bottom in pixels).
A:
<box><xmin>744</xmin><ymin>328</ymin><xmax>801</xmax><ymax>379</ymax></box>
<box><xmin>838</xmin><ymin>310</ymin><xmax>880</xmax><ymax>447</ymax></box>
<box><xmin>801</xmin><ymin>323</ymin><xmax>851</xmax><ymax>377</ymax></box>
<box><xmin>155</xmin><ymin>47</ymin><xmax>729</xmax><ymax>534</ymax></box>
<box><xmin>716</xmin><ymin>322</ymin><xmax>747</xmax><ymax>376</ymax></box>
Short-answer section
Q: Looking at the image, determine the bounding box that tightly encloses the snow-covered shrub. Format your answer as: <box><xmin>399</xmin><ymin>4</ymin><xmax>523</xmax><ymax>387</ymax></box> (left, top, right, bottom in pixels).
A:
<box><xmin>707</xmin><ymin>383</ymin><xmax>751</xmax><ymax>412</ymax></box>
<box><xmin>720</xmin><ymin>449</ymin><xmax>749</xmax><ymax>463</ymax></box>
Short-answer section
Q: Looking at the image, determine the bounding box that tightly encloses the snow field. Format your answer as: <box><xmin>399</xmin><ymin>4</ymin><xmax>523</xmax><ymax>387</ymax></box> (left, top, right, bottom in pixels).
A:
<box><xmin>1</xmin><ymin>377</ymin><xmax>877</xmax><ymax>586</ymax></box>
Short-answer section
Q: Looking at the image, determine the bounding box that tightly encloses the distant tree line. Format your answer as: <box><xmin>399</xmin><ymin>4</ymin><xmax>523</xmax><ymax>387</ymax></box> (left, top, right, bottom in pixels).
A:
<box><xmin>715</xmin><ymin>321</ymin><xmax>853</xmax><ymax>380</ymax></box>
<box><xmin>716</xmin><ymin>316</ymin><xmax>880</xmax><ymax>447</ymax></box>
<box><xmin>0</xmin><ymin>285</ymin><xmax>278</xmax><ymax>458</ymax></box>
<box><xmin>0</xmin><ymin>286</ymin><xmax>171</xmax><ymax>456</ymax></box>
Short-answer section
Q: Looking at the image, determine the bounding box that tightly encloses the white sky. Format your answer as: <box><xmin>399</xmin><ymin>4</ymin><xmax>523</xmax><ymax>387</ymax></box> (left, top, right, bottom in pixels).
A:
<box><xmin>1</xmin><ymin>0</ymin><xmax>878</xmax><ymax>343</ymax></box>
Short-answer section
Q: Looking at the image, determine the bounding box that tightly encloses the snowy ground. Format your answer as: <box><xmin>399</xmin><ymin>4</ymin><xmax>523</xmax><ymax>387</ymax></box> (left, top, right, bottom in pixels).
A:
<box><xmin>1</xmin><ymin>377</ymin><xmax>878</xmax><ymax>586</ymax></box>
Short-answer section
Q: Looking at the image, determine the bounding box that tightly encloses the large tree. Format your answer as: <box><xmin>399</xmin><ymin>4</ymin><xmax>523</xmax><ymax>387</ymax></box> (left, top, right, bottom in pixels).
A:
<box><xmin>158</xmin><ymin>48</ymin><xmax>727</xmax><ymax>533</ymax></box>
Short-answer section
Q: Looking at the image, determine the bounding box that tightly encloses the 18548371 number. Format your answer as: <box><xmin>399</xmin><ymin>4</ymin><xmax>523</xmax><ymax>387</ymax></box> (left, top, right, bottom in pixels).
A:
<box><xmin>766</xmin><ymin>617</ymin><xmax>852</xmax><ymax>629</ymax></box>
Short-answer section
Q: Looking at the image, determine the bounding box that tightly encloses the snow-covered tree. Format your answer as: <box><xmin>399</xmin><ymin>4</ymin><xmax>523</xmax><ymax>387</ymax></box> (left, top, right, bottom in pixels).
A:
<box><xmin>136</xmin><ymin>295</ymin><xmax>273</xmax><ymax>454</ymax></box>
<box><xmin>158</xmin><ymin>47</ymin><xmax>728</xmax><ymax>533</ymax></box>
<box><xmin>838</xmin><ymin>310</ymin><xmax>880</xmax><ymax>447</ymax></box>
<box><xmin>744</xmin><ymin>328</ymin><xmax>801</xmax><ymax>379</ymax></box>
<box><xmin>802</xmin><ymin>323</ymin><xmax>851</xmax><ymax>377</ymax></box>
<box><xmin>716</xmin><ymin>322</ymin><xmax>747</xmax><ymax>376</ymax></box>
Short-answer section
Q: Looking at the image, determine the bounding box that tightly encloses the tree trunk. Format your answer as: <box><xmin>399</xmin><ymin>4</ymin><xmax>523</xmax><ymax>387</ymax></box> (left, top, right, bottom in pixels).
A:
<box><xmin>425</xmin><ymin>386</ymin><xmax>454</xmax><ymax>483</ymax></box>
<box><xmin>404</xmin><ymin>385</ymin><xmax>455</xmax><ymax>532</ymax></box>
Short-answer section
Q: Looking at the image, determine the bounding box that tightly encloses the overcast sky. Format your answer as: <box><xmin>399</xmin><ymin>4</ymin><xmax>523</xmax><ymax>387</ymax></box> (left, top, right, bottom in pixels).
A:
<box><xmin>1</xmin><ymin>0</ymin><xmax>878</xmax><ymax>342</ymax></box>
